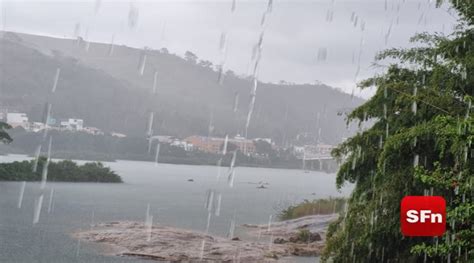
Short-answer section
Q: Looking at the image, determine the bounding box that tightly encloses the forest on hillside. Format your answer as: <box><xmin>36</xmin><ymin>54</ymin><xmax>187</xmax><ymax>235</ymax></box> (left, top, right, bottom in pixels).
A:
<box><xmin>0</xmin><ymin>32</ymin><xmax>362</xmax><ymax>145</ymax></box>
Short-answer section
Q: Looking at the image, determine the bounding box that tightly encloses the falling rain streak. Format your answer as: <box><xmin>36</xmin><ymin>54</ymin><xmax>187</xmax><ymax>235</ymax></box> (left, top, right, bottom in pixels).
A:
<box><xmin>33</xmin><ymin>194</ymin><xmax>43</xmax><ymax>225</ymax></box>
<box><xmin>412</xmin><ymin>87</ymin><xmax>418</xmax><ymax>115</ymax></box>
<box><xmin>145</xmin><ymin>204</ymin><xmax>153</xmax><ymax>242</ymax></box>
<box><xmin>40</xmin><ymin>136</ymin><xmax>52</xmax><ymax>190</ymax></box>
<box><xmin>51</xmin><ymin>68</ymin><xmax>61</xmax><ymax>93</ymax></box>
<box><xmin>152</xmin><ymin>71</ymin><xmax>158</xmax><ymax>94</ymax></box>
<box><xmin>94</xmin><ymin>0</ymin><xmax>101</xmax><ymax>14</ymax></box>
<box><xmin>154</xmin><ymin>143</ymin><xmax>161</xmax><ymax>164</ymax></box>
<box><xmin>0</xmin><ymin>1</ymin><xmax>466</xmax><ymax>262</ymax></box>
<box><xmin>107</xmin><ymin>34</ymin><xmax>115</xmax><ymax>56</ymax></box>
<box><xmin>217</xmin><ymin>32</ymin><xmax>227</xmax><ymax>84</ymax></box>
<box><xmin>222</xmin><ymin>135</ymin><xmax>229</xmax><ymax>155</ymax></box>
<box><xmin>32</xmin><ymin>145</ymin><xmax>42</xmax><ymax>172</ymax></box>
<box><xmin>138</xmin><ymin>50</ymin><xmax>147</xmax><ymax>75</ymax></box>
<box><xmin>227</xmin><ymin>151</ymin><xmax>237</xmax><ymax>187</ymax></box>
<box><xmin>17</xmin><ymin>181</ymin><xmax>26</xmax><ymax>209</ymax></box>
<box><xmin>233</xmin><ymin>92</ymin><xmax>239</xmax><ymax>113</ymax></box>
<box><xmin>47</xmin><ymin>188</ymin><xmax>55</xmax><ymax>214</ymax></box>
<box><xmin>128</xmin><ymin>2</ymin><xmax>139</xmax><ymax>29</ymax></box>
<box><xmin>73</xmin><ymin>23</ymin><xmax>81</xmax><ymax>39</ymax></box>
<box><xmin>146</xmin><ymin>111</ymin><xmax>154</xmax><ymax>138</ymax></box>
<box><xmin>317</xmin><ymin>47</ymin><xmax>328</xmax><ymax>62</ymax></box>
<box><xmin>244</xmin><ymin>0</ymin><xmax>273</xmax><ymax>141</ymax></box>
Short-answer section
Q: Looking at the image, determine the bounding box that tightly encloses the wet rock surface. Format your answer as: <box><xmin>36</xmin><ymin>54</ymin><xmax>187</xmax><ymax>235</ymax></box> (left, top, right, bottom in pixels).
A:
<box><xmin>73</xmin><ymin>214</ymin><xmax>337</xmax><ymax>262</ymax></box>
<box><xmin>243</xmin><ymin>214</ymin><xmax>337</xmax><ymax>257</ymax></box>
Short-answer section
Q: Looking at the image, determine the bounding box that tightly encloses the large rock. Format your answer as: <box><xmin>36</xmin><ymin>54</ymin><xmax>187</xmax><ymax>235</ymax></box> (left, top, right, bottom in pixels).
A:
<box><xmin>72</xmin><ymin>214</ymin><xmax>337</xmax><ymax>261</ymax></box>
<box><xmin>74</xmin><ymin>221</ymin><xmax>288</xmax><ymax>262</ymax></box>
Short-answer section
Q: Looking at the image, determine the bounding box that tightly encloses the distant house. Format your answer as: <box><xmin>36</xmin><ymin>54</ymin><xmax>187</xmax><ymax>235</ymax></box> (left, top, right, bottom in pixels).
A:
<box><xmin>6</xmin><ymin>113</ymin><xmax>29</xmax><ymax>129</ymax></box>
<box><xmin>293</xmin><ymin>146</ymin><xmax>305</xmax><ymax>156</ymax></box>
<box><xmin>184</xmin><ymin>135</ymin><xmax>256</xmax><ymax>154</ymax></box>
<box><xmin>30</xmin><ymin>122</ymin><xmax>46</xmax><ymax>132</ymax></box>
<box><xmin>60</xmin><ymin>118</ymin><xmax>84</xmax><ymax>131</ymax></box>
<box><xmin>311</xmin><ymin>144</ymin><xmax>335</xmax><ymax>155</ymax></box>
<box><xmin>83</xmin><ymin>126</ymin><xmax>104</xmax><ymax>135</ymax></box>
<box><xmin>293</xmin><ymin>144</ymin><xmax>336</xmax><ymax>159</ymax></box>
<box><xmin>151</xmin><ymin>135</ymin><xmax>174</xmax><ymax>144</ymax></box>
<box><xmin>149</xmin><ymin>135</ymin><xmax>193</xmax><ymax>151</ymax></box>
<box><xmin>254</xmin><ymin>138</ymin><xmax>273</xmax><ymax>145</ymax></box>
<box><xmin>170</xmin><ymin>139</ymin><xmax>193</xmax><ymax>151</ymax></box>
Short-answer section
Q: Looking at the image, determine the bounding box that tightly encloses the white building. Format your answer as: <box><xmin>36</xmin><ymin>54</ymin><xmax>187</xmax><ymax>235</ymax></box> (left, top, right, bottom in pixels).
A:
<box><xmin>30</xmin><ymin>122</ymin><xmax>46</xmax><ymax>132</ymax></box>
<box><xmin>6</xmin><ymin>113</ymin><xmax>29</xmax><ymax>129</ymax></box>
<box><xmin>293</xmin><ymin>146</ymin><xmax>305</xmax><ymax>156</ymax></box>
<box><xmin>151</xmin><ymin>135</ymin><xmax>174</xmax><ymax>144</ymax></box>
<box><xmin>83</xmin><ymin>126</ymin><xmax>104</xmax><ymax>135</ymax></box>
<box><xmin>60</xmin><ymin>118</ymin><xmax>84</xmax><ymax>131</ymax></box>
<box><xmin>293</xmin><ymin>144</ymin><xmax>335</xmax><ymax>160</ymax></box>
<box><xmin>254</xmin><ymin>138</ymin><xmax>273</xmax><ymax>145</ymax></box>
<box><xmin>170</xmin><ymin>139</ymin><xmax>193</xmax><ymax>151</ymax></box>
<box><xmin>150</xmin><ymin>135</ymin><xmax>193</xmax><ymax>151</ymax></box>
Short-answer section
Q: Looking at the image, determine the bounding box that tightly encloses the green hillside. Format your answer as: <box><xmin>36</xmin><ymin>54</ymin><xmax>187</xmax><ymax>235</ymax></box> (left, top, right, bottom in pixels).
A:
<box><xmin>0</xmin><ymin>31</ymin><xmax>363</xmax><ymax>144</ymax></box>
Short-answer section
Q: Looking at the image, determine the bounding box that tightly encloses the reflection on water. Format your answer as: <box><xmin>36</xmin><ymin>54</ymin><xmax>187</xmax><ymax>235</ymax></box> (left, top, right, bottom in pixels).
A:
<box><xmin>0</xmin><ymin>154</ymin><xmax>351</xmax><ymax>262</ymax></box>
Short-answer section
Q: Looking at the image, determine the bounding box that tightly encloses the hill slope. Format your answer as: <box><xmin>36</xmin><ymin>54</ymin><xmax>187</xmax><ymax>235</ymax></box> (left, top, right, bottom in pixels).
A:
<box><xmin>0</xmin><ymin>31</ymin><xmax>363</xmax><ymax>145</ymax></box>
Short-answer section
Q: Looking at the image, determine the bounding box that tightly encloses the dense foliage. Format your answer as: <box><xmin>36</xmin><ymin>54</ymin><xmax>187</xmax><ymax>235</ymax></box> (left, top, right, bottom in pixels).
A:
<box><xmin>0</xmin><ymin>157</ymin><xmax>122</xmax><ymax>183</ymax></box>
<box><xmin>323</xmin><ymin>1</ymin><xmax>473</xmax><ymax>262</ymax></box>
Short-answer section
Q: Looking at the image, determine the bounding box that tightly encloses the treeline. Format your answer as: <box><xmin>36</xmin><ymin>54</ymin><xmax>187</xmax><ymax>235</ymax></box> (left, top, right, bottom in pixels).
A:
<box><xmin>2</xmin><ymin>128</ymin><xmax>338</xmax><ymax>172</ymax></box>
<box><xmin>5</xmin><ymin>128</ymin><xmax>187</xmax><ymax>161</ymax></box>
<box><xmin>0</xmin><ymin>157</ymin><xmax>122</xmax><ymax>183</ymax></box>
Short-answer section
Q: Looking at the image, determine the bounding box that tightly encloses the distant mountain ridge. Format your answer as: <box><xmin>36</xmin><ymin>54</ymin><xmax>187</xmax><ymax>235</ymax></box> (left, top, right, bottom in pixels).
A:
<box><xmin>0</xmin><ymin>31</ymin><xmax>363</xmax><ymax>145</ymax></box>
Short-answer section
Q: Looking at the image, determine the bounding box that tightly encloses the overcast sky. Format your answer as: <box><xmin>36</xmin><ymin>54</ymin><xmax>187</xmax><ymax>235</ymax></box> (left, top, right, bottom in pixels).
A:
<box><xmin>1</xmin><ymin>0</ymin><xmax>458</xmax><ymax>97</ymax></box>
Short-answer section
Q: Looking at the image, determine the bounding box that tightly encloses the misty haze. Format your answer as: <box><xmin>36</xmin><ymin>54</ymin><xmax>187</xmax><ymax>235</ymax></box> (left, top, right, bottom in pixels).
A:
<box><xmin>0</xmin><ymin>0</ymin><xmax>472</xmax><ymax>263</ymax></box>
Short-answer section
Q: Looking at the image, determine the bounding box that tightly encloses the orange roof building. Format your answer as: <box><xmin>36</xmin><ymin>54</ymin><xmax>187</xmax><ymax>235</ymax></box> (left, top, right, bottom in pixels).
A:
<box><xmin>185</xmin><ymin>135</ymin><xmax>256</xmax><ymax>154</ymax></box>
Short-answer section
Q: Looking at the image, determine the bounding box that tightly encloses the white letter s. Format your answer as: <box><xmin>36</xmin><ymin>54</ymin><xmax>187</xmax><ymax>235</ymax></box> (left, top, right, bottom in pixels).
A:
<box><xmin>406</xmin><ymin>210</ymin><xmax>419</xmax><ymax>223</ymax></box>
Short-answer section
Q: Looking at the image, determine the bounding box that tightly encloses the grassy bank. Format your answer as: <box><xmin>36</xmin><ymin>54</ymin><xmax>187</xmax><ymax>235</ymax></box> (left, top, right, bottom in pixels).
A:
<box><xmin>278</xmin><ymin>197</ymin><xmax>346</xmax><ymax>221</ymax></box>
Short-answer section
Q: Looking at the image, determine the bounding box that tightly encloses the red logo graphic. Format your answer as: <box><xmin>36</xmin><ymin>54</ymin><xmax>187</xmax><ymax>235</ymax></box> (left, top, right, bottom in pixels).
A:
<box><xmin>400</xmin><ymin>196</ymin><xmax>446</xmax><ymax>237</ymax></box>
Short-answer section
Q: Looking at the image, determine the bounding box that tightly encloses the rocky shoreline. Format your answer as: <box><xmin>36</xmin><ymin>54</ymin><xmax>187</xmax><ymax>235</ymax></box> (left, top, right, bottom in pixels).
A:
<box><xmin>72</xmin><ymin>214</ymin><xmax>337</xmax><ymax>262</ymax></box>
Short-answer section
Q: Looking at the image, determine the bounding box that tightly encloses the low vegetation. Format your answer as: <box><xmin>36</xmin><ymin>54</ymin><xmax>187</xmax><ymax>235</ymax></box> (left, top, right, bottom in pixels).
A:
<box><xmin>278</xmin><ymin>197</ymin><xmax>346</xmax><ymax>221</ymax></box>
<box><xmin>0</xmin><ymin>157</ymin><xmax>122</xmax><ymax>183</ymax></box>
<box><xmin>3</xmin><ymin>128</ymin><xmax>337</xmax><ymax>172</ymax></box>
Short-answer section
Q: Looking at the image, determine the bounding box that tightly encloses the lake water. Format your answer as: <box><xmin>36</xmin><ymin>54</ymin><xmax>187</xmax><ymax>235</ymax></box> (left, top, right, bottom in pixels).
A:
<box><xmin>0</xmin><ymin>154</ymin><xmax>352</xmax><ymax>262</ymax></box>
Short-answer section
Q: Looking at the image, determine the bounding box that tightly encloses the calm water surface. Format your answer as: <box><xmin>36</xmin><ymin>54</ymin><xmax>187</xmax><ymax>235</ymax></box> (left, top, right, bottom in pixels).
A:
<box><xmin>0</xmin><ymin>154</ymin><xmax>352</xmax><ymax>262</ymax></box>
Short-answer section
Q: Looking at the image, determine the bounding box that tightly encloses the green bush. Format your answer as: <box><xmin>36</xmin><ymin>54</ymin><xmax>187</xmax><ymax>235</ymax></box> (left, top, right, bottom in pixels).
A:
<box><xmin>279</xmin><ymin>197</ymin><xmax>346</xmax><ymax>220</ymax></box>
<box><xmin>0</xmin><ymin>157</ymin><xmax>122</xmax><ymax>183</ymax></box>
<box><xmin>297</xmin><ymin>229</ymin><xmax>311</xmax><ymax>243</ymax></box>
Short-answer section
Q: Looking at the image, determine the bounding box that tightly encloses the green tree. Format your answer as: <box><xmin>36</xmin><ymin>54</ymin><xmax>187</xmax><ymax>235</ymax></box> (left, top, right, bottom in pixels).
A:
<box><xmin>184</xmin><ymin>51</ymin><xmax>198</xmax><ymax>63</ymax></box>
<box><xmin>323</xmin><ymin>1</ymin><xmax>473</xmax><ymax>262</ymax></box>
<box><xmin>254</xmin><ymin>139</ymin><xmax>276</xmax><ymax>158</ymax></box>
<box><xmin>0</xmin><ymin>157</ymin><xmax>122</xmax><ymax>183</ymax></box>
<box><xmin>221</xmin><ymin>141</ymin><xmax>238</xmax><ymax>153</ymax></box>
<box><xmin>0</xmin><ymin>122</ymin><xmax>12</xmax><ymax>144</ymax></box>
